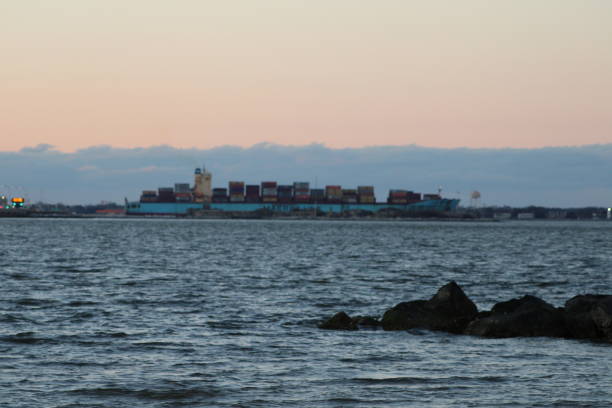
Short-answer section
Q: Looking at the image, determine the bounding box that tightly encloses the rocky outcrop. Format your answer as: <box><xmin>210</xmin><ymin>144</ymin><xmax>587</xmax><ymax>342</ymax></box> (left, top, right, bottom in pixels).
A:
<box><xmin>564</xmin><ymin>295</ymin><xmax>612</xmax><ymax>342</ymax></box>
<box><xmin>381</xmin><ymin>281</ymin><xmax>478</xmax><ymax>333</ymax></box>
<box><xmin>318</xmin><ymin>282</ymin><xmax>611</xmax><ymax>344</ymax></box>
<box><xmin>318</xmin><ymin>312</ymin><xmax>357</xmax><ymax>330</ymax></box>
<box><xmin>464</xmin><ymin>295</ymin><xmax>567</xmax><ymax>338</ymax></box>
<box><xmin>351</xmin><ymin>315</ymin><xmax>381</xmax><ymax>328</ymax></box>
<box><xmin>318</xmin><ymin>312</ymin><xmax>381</xmax><ymax>330</ymax></box>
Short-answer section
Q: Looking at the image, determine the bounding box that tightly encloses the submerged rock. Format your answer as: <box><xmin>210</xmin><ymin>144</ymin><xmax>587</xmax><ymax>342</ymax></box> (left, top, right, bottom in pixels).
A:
<box><xmin>464</xmin><ymin>295</ymin><xmax>567</xmax><ymax>338</ymax></box>
<box><xmin>318</xmin><ymin>311</ymin><xmax>357</xmax><ymax>330</ymax></box>
<box><xmin>381</xmin><ymin>281</ymin><xmax>478</xmax><ymax>333</ymax></box>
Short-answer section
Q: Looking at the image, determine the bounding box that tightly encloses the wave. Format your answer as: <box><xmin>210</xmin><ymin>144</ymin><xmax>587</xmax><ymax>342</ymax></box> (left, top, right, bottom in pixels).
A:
<box><xmin>352</xmin><ymin>375</ymin><xmax>506</xmax><ymax>385</ymax></box>
<box><xmin>0</xmin><ymin>332</ymin><xmax>55</xmax><ymax>345</ymax></box>
<box><xmin>15</xmin><ymin>298</ymin><xmax>58</xmax><ymax>307</ymax></box>
<box><xmin>0</xmin><ymin>313</ymin><xmax>38</xmax><ymax>324</ymax></box>
<box><xmin>68</xmin><ymin>386</ymin><xmax>219</xmax><ymax>400</ymax></box>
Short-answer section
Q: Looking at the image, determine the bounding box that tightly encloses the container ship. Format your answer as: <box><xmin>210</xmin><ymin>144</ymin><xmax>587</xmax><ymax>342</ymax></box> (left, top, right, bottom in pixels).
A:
<box><xmin>125</xmin><ymin>167</ymin><xmax>459</xmax><ymax>216</ymax></box>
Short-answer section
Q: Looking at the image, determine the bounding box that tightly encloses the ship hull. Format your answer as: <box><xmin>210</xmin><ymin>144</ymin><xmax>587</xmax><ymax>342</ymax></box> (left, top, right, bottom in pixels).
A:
<box><xmin>125</xmin><ymin>199</ymin><xmax>460</xmax><ymax>216</ymax></box>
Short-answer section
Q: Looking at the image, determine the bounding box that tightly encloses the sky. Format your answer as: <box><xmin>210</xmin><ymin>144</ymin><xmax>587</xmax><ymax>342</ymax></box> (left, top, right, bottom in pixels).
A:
<box><xmin>2</xmin><ymin>143</ymin><xmax>611</xmax><ymax>207</ymax></box>
<box><xmin>1</xmin><ymin>1</ymin><xmax>612</xmax><ymax>152</ymax></box>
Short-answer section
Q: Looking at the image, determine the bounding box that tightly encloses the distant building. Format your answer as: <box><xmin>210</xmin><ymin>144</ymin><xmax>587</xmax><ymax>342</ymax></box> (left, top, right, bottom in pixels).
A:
<box><xmin>517</xmin><ymin>212</ymin><xmax>535</xmax><ymax>220</ymax></box>
<box><xmin>546</xmin><ymin>210</ymin><xmax>567</xmax><ymax>219</ymax></box>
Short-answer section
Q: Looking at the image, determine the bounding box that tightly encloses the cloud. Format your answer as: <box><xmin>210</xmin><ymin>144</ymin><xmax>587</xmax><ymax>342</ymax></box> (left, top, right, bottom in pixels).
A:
<box><xmin>0</xmin><ymin>143</ymin><xmax>611</xmax><ymax>206</ymax></box>
<box><xmin>19</xmin><ymin>144</ymin><xmax>56</xmax><ymax>153</ymax></box>
<box><xmin>77</xmin><ymin>165</ymin><xmax>98</xmax><ymax>172</ymax></box>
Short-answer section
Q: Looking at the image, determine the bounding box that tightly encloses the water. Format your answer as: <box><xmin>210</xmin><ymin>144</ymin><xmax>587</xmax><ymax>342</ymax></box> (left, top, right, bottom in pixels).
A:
<box><xmin>1</xmin><ymin>219</ymin><xmax>611</xmax><ymax>407</ymax></box>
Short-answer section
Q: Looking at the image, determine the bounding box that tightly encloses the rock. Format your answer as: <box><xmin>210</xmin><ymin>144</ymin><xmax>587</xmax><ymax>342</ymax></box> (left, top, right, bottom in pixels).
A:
<box><xmin>565</xmin><ymin>294</ymin><xmax>612</xmax><ymax>341</ymax></box>
<box><xmin>381</xmin><ymin>281</ymin><xmax>478</xmax><ymax>333</ymax></box>
<box><xmin>318</xmin><ymin>311</ymin><xmax>358</xmax><ymax>330</ymax></box>
<box><xmin>465</xmin><ymin>295</ymin><xmax>567</xmax><ymax>338</ymax></box>
<box><xmin>351</xmin><ymin>315</ymin><xmax>381</xmax><ymax>328</ymax></box>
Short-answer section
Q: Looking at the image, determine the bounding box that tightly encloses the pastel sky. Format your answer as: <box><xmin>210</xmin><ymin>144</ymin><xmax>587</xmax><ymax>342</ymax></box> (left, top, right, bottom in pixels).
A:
<box><xmin>2</xmin><ymin>1</ymin><xmax>611</xmax><ymax>152</ymax></box>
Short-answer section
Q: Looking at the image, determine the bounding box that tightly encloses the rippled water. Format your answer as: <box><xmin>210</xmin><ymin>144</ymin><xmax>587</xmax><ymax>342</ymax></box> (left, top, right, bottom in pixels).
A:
<box><xmin>1</xmin><ymin>219</ymin><xmax>611</xmax><ymax>407</ymax></box>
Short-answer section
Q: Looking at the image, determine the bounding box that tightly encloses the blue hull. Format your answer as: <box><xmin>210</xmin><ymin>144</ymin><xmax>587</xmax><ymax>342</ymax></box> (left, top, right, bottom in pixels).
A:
<box><xmin>126</xmin><ymin>199</ymin><xmax>460</xmax><ymax>216</ymax></box>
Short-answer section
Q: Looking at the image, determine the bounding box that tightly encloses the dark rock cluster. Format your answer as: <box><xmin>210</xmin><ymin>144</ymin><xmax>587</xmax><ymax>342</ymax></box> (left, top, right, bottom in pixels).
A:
<box><xmin>318</xmin><ymin>282</ymin><xmax>612</xmax><ymax>344</ymax></box>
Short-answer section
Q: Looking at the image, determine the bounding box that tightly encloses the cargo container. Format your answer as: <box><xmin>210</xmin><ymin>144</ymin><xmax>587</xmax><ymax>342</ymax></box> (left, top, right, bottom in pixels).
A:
<box><xmin>229</xmin><ymin>195</ymin><xmax>245</xmax><ymax>203</ymax></box>
<box><xmin>261</xmin><ymin>182</ymin><xmax>277</xmax><ymax>201</ymax></box>
<box><xmin>357</xmin><ymin>186</ymin><xmax>374</xmax><ymax>194</ymax></box>
<box><xmin>245</xmin><ymin>185</ymin><xmax>260</xmax><ymax>202</ymax></box>
<box><xmin>175</xmin><ymin>183</ymin><xmax>191</xmax><ymax>193</ymax></box>
<box><xmin>175</xmin><ymin>192</ymin><xmax>193</xmax><ymax>202</ymax></box>
<box><xmin>278</xmin><ymin>185</ymin><xmax>293</xmax><ymax>196</ymax></box>
<box><xmin>310</xmin><ymin>189</ymin><xmax>325</xmax><ymax>202</ymax></box>
<box><xmin>212</xmin><ymin>188</ymin><xmax>228</xmax><ymax>203</ymax></box>
<box><xmin>293</xmin><ymin>182</ymin><xmax>309</xmax><ymax>198</ymax></box>
<box><xmin>294</xmin><ymin>194</ymin><xmax>311</xmax><ymax>203</ymax></box>
<box><xmin>229</xmin><ymin>181</ymin><xmax>245</xmax><ymax>194</ymax></box>
<box><xmin>245</xmin><ymin>185</ymin><xmax>260</xmax><ymax>196</ymax></box>
<box><xmin>341</xmin><ymin>189</ymin><xmax>358</xmax><ymax>204</ymax></box>
<box><xmin>140</xmin><ymin>190</ymin><xmax>158</xmax><ymax>202</ymax></box>
<box><xmin>359</xmin><ymin>195</ymin><xmax>375</xmax><ymax>204</ymax></box>
<box><xmin>423</xmin><ymin>194</ymin><xmax>442</xmax><ymax>201</ymax></box>
<box><xmin>212</xmin><ymin>188</ymin><xmax>228</xmax><ymax>199</ymax></box>
<box><xmin>157</xmin><ymin>187</ymin><xmax>175</xmax><ymax>202</ymax></box>
<box><xmin>158</xmin><ymin>195</ymin><xmax>176</xmax><ymax>203</ymax></box>
<box><xmin>158</xmin><ymin>187</ymin><xmax>174</xmax><ymax>194</ymax></box>
<box><xmin>325</xmin><ymin>185</ymin><xmax>342</xmax><ymax>202</ymax></box>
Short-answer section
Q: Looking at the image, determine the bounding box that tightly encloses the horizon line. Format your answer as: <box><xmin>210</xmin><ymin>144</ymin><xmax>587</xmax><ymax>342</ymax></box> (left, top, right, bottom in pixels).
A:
<box><xmin>7</xmin><ymin>141</ymin><xmax>612</xmax><ymax>154</ymax></box>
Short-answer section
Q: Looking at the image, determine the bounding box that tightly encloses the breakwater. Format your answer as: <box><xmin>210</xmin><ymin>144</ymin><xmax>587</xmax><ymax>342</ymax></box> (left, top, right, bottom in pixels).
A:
<box><xmin>320</xmin><ymin>281</ymin><xmax>612</xmax><ymax>343</ymax></box>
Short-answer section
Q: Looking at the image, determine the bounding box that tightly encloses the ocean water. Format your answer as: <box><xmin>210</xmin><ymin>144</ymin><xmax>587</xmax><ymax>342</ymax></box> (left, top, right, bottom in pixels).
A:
<box><xmin>1</xmin><ymin>218</ymin><xmax>611</xmax><ymax>407</ymax></box>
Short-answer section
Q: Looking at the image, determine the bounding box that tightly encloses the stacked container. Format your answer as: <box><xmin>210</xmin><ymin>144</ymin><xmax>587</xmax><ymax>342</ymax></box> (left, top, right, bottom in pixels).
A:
<box><xmin>261</xmin><ymin>181</ymin><xmax>278</xmax><ymax>203</ymax></box>
<box><xmin>229</xmin><ymin>181</ymin><xmax>245</xmax><ymax>202</ymax></box>
<box><xmin>175</xmin><ymin>192</ymin><xmax>193</xmax><ymax>202</ymax></box>
<box><xmin>212</xmin><ymin>188</ymin><xmax>228</xmax><ymax>203</ymax></box>
<box><xmin>293</xmin><ymin>182</ymin><xmax>310</xmax><ymax>203</ymax></box>
<box><xmin>310</xmin><ymin>188</ymin><xmax>325</xmax><ymax>203</ymax></box>
<box><xmin>341</xmin><ymin>189</ymin><xmax>358</xmax><ymax>204</ymax></box>
<box><xmin>174</xmin><ymin>183</ymin><xmax>192</xmax><ymax>202</ymax></box>
<box><xmin>140</xmin><ymin>190</ymin><xmax>158</xmax><ymax>202</ymax></box>
<box><xmin>325</xmin><ymin>186</ymin><xmax>342</xmax><ymax>203</ymax></box>
<box><xmin>277</xmin><ymin>185</ymin><xmax>293</xmax><ymax>203</ymax></box>
<box><xmin>158</xmin><ymin>187</ymin><xmax>176</xmax><ymax>203</ymax></box>
<box><xmin>245</xmin><ymin>185</ymin><xmax>260</xmax><ymax>203</ymax></box>
<box><xmin>387</xmin><ymin>189</ymin><xmax>408</xmax><ymax>204</ymax></box>
<box><xmin>357</xmin><ymin>186</ymin><xmax>375</xmax><ymax>204</ymax></box>
<box><xmin>408</xmin><ymin>192</ymin><xmax>422</xmax><ymax>202</ymax></box>
<box><xmin>175</xmin><ymin>183</ymin><xmax>190</xmax><ymax>193</ymax></box>
<box><xmin>423</xmin><ymin>193</ymin><xmax>441</xmax><ymax>201</ymax></box>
